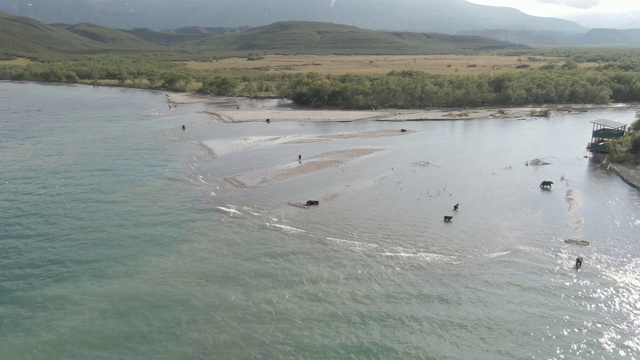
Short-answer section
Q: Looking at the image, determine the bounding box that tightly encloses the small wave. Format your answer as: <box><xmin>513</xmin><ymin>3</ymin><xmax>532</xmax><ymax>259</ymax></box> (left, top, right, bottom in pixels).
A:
<box><xmin>380</xmin><ymin>252</ymin><xmax>456</xmax><ymax>262</ymax></box>
<box><xmin>511</xmin><ymin>245</ymin><xmax>546</xmax><ymax>255</ymax></box>
<box><xmin>266</xmin><ymin>223</ymin><xmax>305</xmax><ymax>233</ymax></box>
<box><xmin>327</xmin><ymin>237</ymin><xmax>379</xmax><ymax>250</ymax></box>
<box><xmin>485</xmin><ymin>251</ymin><xmax>511</xmax><ymax>258</ymax></box>
<box><xmin>328</xmin><ymin>238</ymin><xmax>455</xmax><ymax>261</ymax></box>
<box><xmin>242</xmin><ymin>206</ymin><xmax>264</xmax><ymax>217</ymax></box>
<box><xmin>216</xmin><ymin>206</ymin><xmax>242</xmax><ymax>216</ymax></box>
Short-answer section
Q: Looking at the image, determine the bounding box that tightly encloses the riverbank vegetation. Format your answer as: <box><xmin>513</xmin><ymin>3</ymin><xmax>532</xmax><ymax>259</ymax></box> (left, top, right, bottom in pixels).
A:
<box><xmin>607</xmin><ymin>114</ymin><xmax>640</xmax><ymax>164</ymax></box>
<box><xmin>3</xmin><ymin>14</ymin><xmax>640</xmax><ymax>111</ymax></box>
<box><xmin>2</xmin><ymin>14</ymin><xmax>640</xmax><ymax>109</ymax></box>
<box><xmin>3</xmin><ymin>51</ymin><xmax>640</xmax><ymax>109</ymax></box>
<box><xmin>4</xmin><ymin>15</ymin><xmax>640</xmax><ymax>160</ymax></box>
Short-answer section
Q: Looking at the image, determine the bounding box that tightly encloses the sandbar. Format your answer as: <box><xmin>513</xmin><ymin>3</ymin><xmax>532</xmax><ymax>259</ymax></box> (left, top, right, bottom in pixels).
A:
<box><xmin>166</xmin><ymin>92</ymin><xmax>628</xmax><ymax>123</ymax></box>
<box><xmin>227</xmin><ymin>148</ymin><xmax>383</xmax><ymax>188</ymax></box>
<box><xmin>168</xmin><ymin>91</ymin><xmax>640</xmax><ymax>189</ymax></box>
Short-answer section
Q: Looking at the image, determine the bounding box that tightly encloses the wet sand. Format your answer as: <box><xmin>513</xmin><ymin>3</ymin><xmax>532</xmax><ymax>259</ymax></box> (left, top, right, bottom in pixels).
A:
<box><xmin>170</xmin><ymin>91</ymin><xmax>640</xmax><ymax>189</ymax></box>
<box><xmin>225</xmin><ymin>147</ymin><xmax>385</xmax><ymax>188</ymax></box>
<box><xmin>167</xmin><ymin>92</ymin><xmax>622</xmax><ymax>123</ymax></box>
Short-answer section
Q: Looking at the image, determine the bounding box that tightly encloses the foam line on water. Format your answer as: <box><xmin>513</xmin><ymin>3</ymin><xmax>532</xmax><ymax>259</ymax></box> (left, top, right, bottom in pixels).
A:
<box><xmin>266</xmin><ymin>223</ymin><xmax>306</xmax><ymax>233</ymax></box>
<box><xmin>216</xmin><ymin>206</ymin><xmax>242</xmax><ymax>215</ymax></box>
<box><xmin>379</xmin><ymin>252</ymin><xmax>457</xmax><ymax>262</ymax></box>
<box><xmin>485</xmin><ymin>251</ymin><xmax>511</xmax><ymax>258</ymax></box>
<box><xmin>327</xmin><ymin>237</ymin><xmax>380</xmax><ymax>250</ymax></box>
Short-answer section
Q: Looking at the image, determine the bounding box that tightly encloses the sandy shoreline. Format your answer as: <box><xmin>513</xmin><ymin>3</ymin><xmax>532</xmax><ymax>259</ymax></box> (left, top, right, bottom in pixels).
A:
<box><xmin>166</xmin><ymin>92</ymin><xmax>631</xmax><ymax>123</ymax></box>
<box><xmin>211</xmin><ymin>134</ymin><xmax>409</xmax><ymax>189</ymax></box>
<box><xmin>610</xmin><ymin>163</ymin><xmax>640</xmax><ymax>190</ymax></box>
<box><xmin>169</xmin><ymin>91</ymin><xmax>640</xmax><ymax>190</ymax></box>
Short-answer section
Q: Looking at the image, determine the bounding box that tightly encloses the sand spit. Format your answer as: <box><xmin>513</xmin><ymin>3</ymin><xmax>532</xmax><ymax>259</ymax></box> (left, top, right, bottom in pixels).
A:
<box><xmin>318</xmin><ymin>129</ymin><xmax>414</xmax><ymax>140</ymax></box>
<box><xmin>282</xmin><ymin>129</ymin><xmax>417</xmax><ymax>144</ymax></box>
<box><xmin>202</xmin><ymin>130</ymin><xmax>414</xmax><ymax>157</ymax></box>
<box><xmin>227</xmin><ymin>148</ymin><xmax>383</xmax><ymax>188</ymax></box>
<box><xmin>167</xmin><ymin>91</ymin><xmax>640</xmax><ymax>189</ymax></box>
<box><xmin>200</xmin><ymin>107</ymin><xmax>527</xmax><ymax>123</ymax></box>
<box><xmin>166</xmin><ymin>92</ymin><xmax>631</xmax><ymax>123</ymax></box>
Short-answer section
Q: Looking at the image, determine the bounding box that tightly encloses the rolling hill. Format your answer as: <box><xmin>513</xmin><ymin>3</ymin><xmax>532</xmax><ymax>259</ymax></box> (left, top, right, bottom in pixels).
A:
<box><xmin>0</xmin><ymin>12</ymin><xmax>167</xmax><ymax>58</ymax></box>
<box><xmin>0</xmin><ymin>13</ymin><xmax>528</xmax><ymax>59</ymax></box>
<box><xmin>192</xmin><ymin>21</ymin><xmax>528</xmax><ymax>55</ymax></box>
<box><xmin>18</xmin><ymin>0</ymin><xmax>640</xmax><ymax>47</ymax></box>
<box><xmin>461</xmin><ymin>28</ymin><xmax>640</xmax><ymax>47</ymax></box>
<box><xmin>0</xmin><ymin>0</ymin><xmax>585</xmax><ymax>34</ymax></box>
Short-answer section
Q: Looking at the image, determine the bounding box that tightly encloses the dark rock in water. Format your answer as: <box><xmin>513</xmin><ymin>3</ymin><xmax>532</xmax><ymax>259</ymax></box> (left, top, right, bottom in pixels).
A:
<box><xmin>528</xmin><ymin>158</ymin><xmax>551</xmax><ymax>166</ymax></box>
<box><xmin>564</xmin><ymin>239</ymin><xmax>590</xmax><ymax>246</ymax></box>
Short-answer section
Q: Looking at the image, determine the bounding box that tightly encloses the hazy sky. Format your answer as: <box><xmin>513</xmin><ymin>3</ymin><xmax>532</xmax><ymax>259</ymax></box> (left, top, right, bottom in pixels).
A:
<box><xmin>465</xmin><ymin>0</ymin><xmax>639</xmax><ymax>18</ymax></box>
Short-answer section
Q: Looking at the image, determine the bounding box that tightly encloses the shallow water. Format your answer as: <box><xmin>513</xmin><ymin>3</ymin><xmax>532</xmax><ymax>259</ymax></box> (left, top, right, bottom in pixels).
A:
<box><xmin>1</xmin><ymin>81</ymin><xmax>639</xmax><ymax>359</ymax></box>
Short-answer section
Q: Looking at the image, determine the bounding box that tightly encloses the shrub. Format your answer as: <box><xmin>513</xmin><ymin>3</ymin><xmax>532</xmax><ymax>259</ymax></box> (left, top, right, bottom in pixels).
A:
<box><xmin>630</xmin><ymin>112</ymin><xmax>640</xmax><ymax>132</ymax></box>
<box><xmin>631</xmin><ymin>133</ymin><xmax>640</xmax><ymax>153</ymax></box>
<box><xmin>246</xmin><ymin>53</ymin><xmax>265</xmax><ymax>61</ymax></box>
<box><xmin>530</xmin><ymin>109</ymin><xmax>551</xmax><ymax>117</ymax></box>
<box><xmin>606</xmin><ymin>136</ymin><xmax>632</xmax><ymax>163</ymax></box>
<box><xmin>539</xmin><ymin>63</ymin><xmax>557</xmax><ymax>70</ymax></box>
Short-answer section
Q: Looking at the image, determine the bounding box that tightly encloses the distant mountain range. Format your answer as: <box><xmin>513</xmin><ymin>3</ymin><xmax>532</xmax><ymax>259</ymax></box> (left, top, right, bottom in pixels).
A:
<box><xmin>0</xmin><ymin>12</ymin><xmax>529</xmax><ymax>59</ymax></box>
<box><xmin>567</xmin><ymin>11</ymin><xmax>640</xmax><ymax>30</ymax></box>
<box><xmin>0</xmin><ymin>0</ymin><xmax>585</xmax><ymax>34</ymax></box>
<box><xmin>461</xmin><ymin>28</ymin><xmax>640</xmax><ymax>47</ymax></box>
<box><xmin>2</xmin><ymin>0</ymin><xmax>640</xmax><ymax>47</ymax></box>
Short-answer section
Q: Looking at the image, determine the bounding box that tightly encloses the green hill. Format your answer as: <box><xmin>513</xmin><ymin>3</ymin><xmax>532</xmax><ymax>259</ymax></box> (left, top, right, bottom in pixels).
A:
<box><xmin>64</xmin><ymin>22</ymin><xmax>158</xmax><ymax>47</ymax></box>
<box><xmin>0</xmin><ymin>0</ymin><xmax>586</xmax><ymax>35</ymax></box>
<box><xmin>0</xmin><ymin>13</ymin><xmax>527</xmax><ymax>60</ymax></box>
<box><xmin>194</xmin><ymin>21</ymin><xmax>528</xmax><ymax>55</ymax></box>
<box><xmin>0</xmin><ymin>12</ymin><xmax>165</xmax><ymax>58</ymax></box>
<box><xmin>0</xmin><ymin>12</ymin><xmax>98</xmax><ymax>57</ymax></box>
<box><xmin>123</xmin><ymin>28</ymin><xmax>212</xmax><ymax>46</ymax></box>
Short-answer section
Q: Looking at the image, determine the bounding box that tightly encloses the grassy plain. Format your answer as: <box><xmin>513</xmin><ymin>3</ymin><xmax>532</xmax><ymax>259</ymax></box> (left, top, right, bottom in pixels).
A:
<box><xmin>184</xmin><ymin>54</ymin><xmax>570</xmax><ymax>76</ymax></box>
<box><xmin>1</xmin><ymin>58</ymin><xmax>32</xmax><ymax>66</ymax></box>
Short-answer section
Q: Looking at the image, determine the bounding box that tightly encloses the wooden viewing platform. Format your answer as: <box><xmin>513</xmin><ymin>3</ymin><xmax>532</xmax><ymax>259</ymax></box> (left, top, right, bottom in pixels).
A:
<box><xmin>587</xmin><ymin>118</ymin><xmax>627</xmax><ymax>153</ymax></box>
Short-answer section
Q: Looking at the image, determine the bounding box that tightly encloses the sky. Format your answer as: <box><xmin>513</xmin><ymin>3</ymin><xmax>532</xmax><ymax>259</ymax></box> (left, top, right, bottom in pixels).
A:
<box><xmin>465</xmin><ymin>0</ymin><xmax>640</xmax><ymax>18</ymax></box>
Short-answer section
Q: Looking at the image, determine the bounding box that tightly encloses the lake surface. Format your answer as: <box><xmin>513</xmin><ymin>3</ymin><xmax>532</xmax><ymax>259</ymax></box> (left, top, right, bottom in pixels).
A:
<box><xmin>1</xmin><ymin>81</ymin><xmax>639</xmax><ymax>359</ymax></box>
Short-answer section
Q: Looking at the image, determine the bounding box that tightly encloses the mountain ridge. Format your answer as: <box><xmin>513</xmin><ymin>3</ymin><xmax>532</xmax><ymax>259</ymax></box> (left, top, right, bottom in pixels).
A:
<box><xmin>0</xmin><ymin>0</ymin><xmax>585</xmax><ymax>34</ymax></box>
<box><xmin>0</xmin><ymin>13</ymin><xmax>528</xmax><ymax>59</ymax></box>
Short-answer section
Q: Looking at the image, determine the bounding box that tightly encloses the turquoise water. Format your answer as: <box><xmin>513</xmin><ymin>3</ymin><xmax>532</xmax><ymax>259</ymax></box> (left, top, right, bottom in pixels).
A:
<box><xmin>1</xmin><ymin>81</ymin><xmax>639</xmax><ymax>359</ymax></box>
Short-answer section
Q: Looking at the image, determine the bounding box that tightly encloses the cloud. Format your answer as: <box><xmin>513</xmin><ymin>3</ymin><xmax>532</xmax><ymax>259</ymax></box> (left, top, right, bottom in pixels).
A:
<box><xmin>537</xmin><ymin>0</ymin><xmax>600</xmax><ymax>9</ymax></box>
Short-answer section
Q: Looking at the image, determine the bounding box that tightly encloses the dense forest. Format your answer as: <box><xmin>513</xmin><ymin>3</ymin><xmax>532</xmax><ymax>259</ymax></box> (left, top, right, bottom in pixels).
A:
<box><xmin>2</xmin><ymin>51</ymin><xmax>640</xmax><ymax>110</ymax></box>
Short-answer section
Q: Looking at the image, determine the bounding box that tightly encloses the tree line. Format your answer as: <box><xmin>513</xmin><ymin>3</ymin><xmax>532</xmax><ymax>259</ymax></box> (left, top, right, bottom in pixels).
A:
<box><xmin>3</xmin><ymin>54</ymin><xmax>640</xmax><ymax>110</ymax></box>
